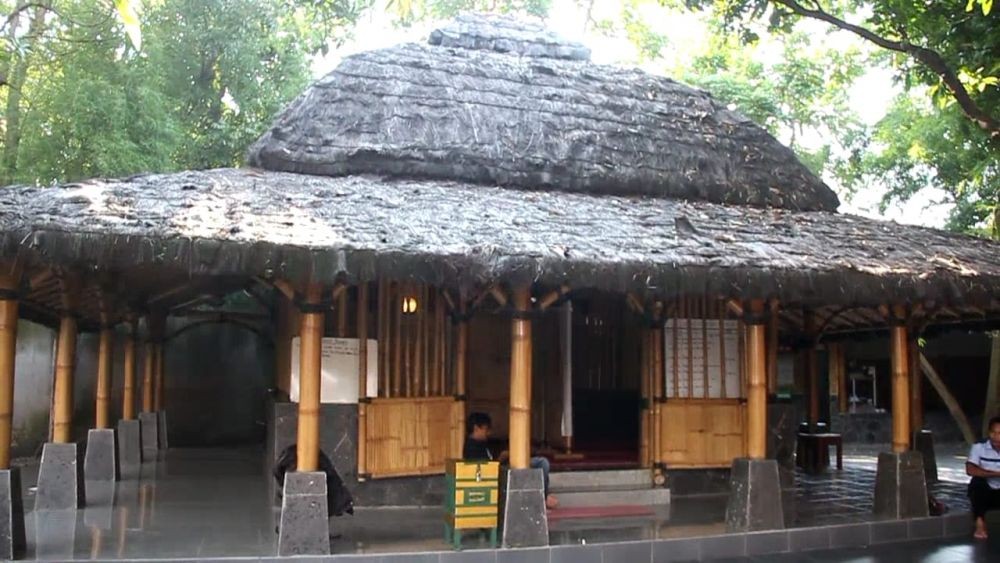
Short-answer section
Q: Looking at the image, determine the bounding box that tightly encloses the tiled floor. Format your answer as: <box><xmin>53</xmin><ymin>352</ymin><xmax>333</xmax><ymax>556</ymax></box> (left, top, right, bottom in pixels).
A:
<box><xmin>12</xmin><ymin>443</ymin><xmax>981</xmax><ymax>560</ymax></box>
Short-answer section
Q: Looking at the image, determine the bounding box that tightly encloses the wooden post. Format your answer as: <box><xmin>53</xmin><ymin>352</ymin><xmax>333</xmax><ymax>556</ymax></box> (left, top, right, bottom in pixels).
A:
<box><xmin>909</xmin><ymin>338</ymin><xmax>923</xmax><ymax>432</ymax></box>
<box><xmin>153</xmin><ymin>343</ymin><xmax>164</xmax><ymax>412</ymax></box>
<box><xmin>357</xmin><ymin>282</ymin><xmax>369</xmax><ymax>478</ymax></box>
<box><xmin>95</xmin><ymin>327</ymin><xmax>113</xmax><ymax>429</ymax></box>
<box><xmin>803</xmin><ymin>310</ymin><xmax>819</xmax><ymax>430</ymax></box>
<box><xmin>141</xmin><ymin>340</ymin><xmax>154</xmax><ymax>413</ymax></box>
<box><xmin>890</xmin><ymin>311</ymin><xmax>911</xmax><ymax>453</ymax></box>
<box><xmin>746</xmin><ymin>300</ymin><xmax>767</xmax><ymax>460</ymax></box>
<box><xmin>122</xmin><ymin>320</ymin><xmax>137</xmax><ymax>421</ymax></box>
<box><xmin>560</xmin><ymin>300</ymin><xmax>573</xmax><ymax>453</ymax></box>
<box><xmin>828</xmin><ymin>343</ymin><xmax>848</xmax><ymax>414</ymax></box>
<box><xmin>766</xmin><ymin>305</ymin><xmax>778</xmax><ymax>394</ymax></box>
<box><xmin>652</xmin><ymin>319</ymin><xmax>664</xmax><ymax>465</ymax></box>
<box><xmin>336</xmin><ymin>288</ymin><xmax>348</xmax><ymax>337</ymax></box>
<box><xmin>0</xmin><ymin>272</ymin><xmax>19</xmax><ymax>468</ymax></box>
<box><xmin>297</xmin><ymin>284</ymin><xmax>324</xmax><ymax>472</ymax></box>
<box><xmin>52</xmin><ymin>314</ymin><xmax>78</xmax><ymax>443</ymax></box>
<box><xmin>639</xmin><ymin>325</ymin><xmax>649</xmax><ymax>466</ymax></box>
<box><xmin>509</xmin><ymin>287</ymin><xmax>532</xmax><ymax>470</ymax></box>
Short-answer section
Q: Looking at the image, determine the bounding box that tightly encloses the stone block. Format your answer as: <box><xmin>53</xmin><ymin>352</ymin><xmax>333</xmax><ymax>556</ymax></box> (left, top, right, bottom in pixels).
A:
<box><xmin>84</xmin><ymin>428</ymin><xmax>117</xmax><ymax>482</ymax></box>
<box><xmin>117</xmin><ymin>419</ymin><xmax>142</xmax><ymax>480</ymax></box>
<box><xmin>500</xmin><ymin>468</ymin><xmax>548</xmax><ymax>548</ymax></box>
<box><xmin>0</xmin><ymin>468</ymin><xmax>26</xmax><ymax>560</ymax></box>
<box><xmin>913</xmin><ymin>430</ymin><xmax>938</xmax><ymax>484</ymax></box>
<box><xmin>33</xmin><ymin>509</ymin><xmax>76</xmax><ymax>559</ymax></box>
<box><xmin>139</xmin><ymin>412</ymin><xmax>159</xmax><ymax>462</ymax></box>
<box><xmin>725</xmin><ymin>458</ymin><xmax>784</xmax><ymax>532</ymax></box>
<box><xmin>277</xmin><ymin>471</ymin><xmax>329</xmax><ymax>556</ymax></box>
<box><xmin>35</xmin><ymin>442</ymin><xmax>81</xmax><ymax>510</ymax></box>
<box><xmin>873</xmin><ymin>451</ymin><xmax>929</xmax><ymax>520</ymax></box>
<box><xmin>157</xmin><ymin>410</ymin><xmax>169</xmax><ymax>450</ymax></box>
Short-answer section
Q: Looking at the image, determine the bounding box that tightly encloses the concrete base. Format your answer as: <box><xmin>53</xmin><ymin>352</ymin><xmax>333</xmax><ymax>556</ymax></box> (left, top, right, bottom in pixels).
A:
<box><xmin>157</xmin><ymin>410</ymin><xmax>169</xmax><ymax>450</ymax></box>
<box><xmin>874</xmin><ymin>451</ymin><xmax>929</xmax><ymax>519</ymax></box>
<box><xmin>913</xmin><ymin>430</ymin><xmax>938</xmax><ymax>484</ymax></box>
<box><xmin>0</xmin><ymin>468</ymin><xmax>26</xmax><ymax>560</ymax></box>
<box><xmin>33</xmin><ymin>509</ymin><xmax>76</xmax><ymax>559</ymax></box>
<box><xmin>83</xmin><ymin>480</ymin><xmax>115</xmax><ymax>530</ymax></box>
<box><xmin>500</xmin><ymin>468</ymin><xmax>549</xmax><ymax>548</ymax></box>
<box><xmin>84</xmin><ymin>428</ymin><xmax>117</xmax><ymax>482</ymax></box>
<box><xmin>35</xmin><ymin>442</ymin><xmax>82</xmax><ymax>510</ymax></box>
<box><xmin>139</xmin><ymin>412</ymin><xmax>159</xmax><ymax>462</ymax></box>
<box><xmin>117</xmin><ymin>419</ymin><xmax>142</xmax><ymax>480</ymax></box>
<box><xmin>725</xmin><ymin>458</ymin><xmax>785</xmax><ymax>532</ymax></box>
<box><xmin>277</xmin><ymin>472</ymin><xmax>330</xmax><ymax>556</ymax></box>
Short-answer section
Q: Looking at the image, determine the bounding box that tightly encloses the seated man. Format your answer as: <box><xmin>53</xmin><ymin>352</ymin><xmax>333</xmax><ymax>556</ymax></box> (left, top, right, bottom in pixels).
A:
<box><xmin>464</xmin><ymin>412</ymin><xmax>558</xmax><ymax>510</ymax></box>
<box><xmin>967</xmin><ymin>415</ymin><xmax>1000</xmax><ymax>539</ymax></box>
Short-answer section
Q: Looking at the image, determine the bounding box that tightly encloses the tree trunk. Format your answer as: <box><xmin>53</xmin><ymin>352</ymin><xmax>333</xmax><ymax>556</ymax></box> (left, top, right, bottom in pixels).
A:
<box><xmin>2</xmin><ymin>1</ymin><xmax>49</xmax><ymax>184</ymax></box>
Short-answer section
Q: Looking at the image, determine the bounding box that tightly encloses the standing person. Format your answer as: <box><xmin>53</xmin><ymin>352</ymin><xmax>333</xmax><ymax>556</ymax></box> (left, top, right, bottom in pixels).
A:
<box><xmin>464</xmin><ymin>412</ymin><xmax>558</xmax><ymax>509</ymax></box>
<box><xmin>967</xmin><ymin>415</ymin><xmax>1000</xmax><ymax>539</ymax></box>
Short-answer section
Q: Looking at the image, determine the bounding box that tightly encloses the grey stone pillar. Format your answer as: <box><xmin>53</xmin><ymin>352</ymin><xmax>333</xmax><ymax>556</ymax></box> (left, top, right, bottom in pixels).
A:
<box><xmin>913</xmin><ymin>430</ymin><xmax>938</xmax><ymax>484</ymax></box>
<box><xmin>117</xmin><ymin>419</ymin><xmax>142</xmax><ymax>479</ymax></box>
<box><xmin>725</xmin><ymin>458</ymin><xmax>784</xmax><ymax>532</ymax></box>
<box><xmin>84</xmin><ymin>428</ymin><xmax>117</xmax><ymax>482</ymax></box>
<box><xmin>500</xmin><ymin>468</ymin><xmax>549</xmax><ymax>548</ymax></box>
<box><xmin>35</xmin><ymin>442</ymin><xmax>82</xmax><ymax>510</ymax></box>
<box><xmin>33</xmin><ymin>509</ymin><xmax>76</xmax><ymax>559</ymax></box>
<box><xmin>0</xmin><ymin>468</ymin><xmax>25</xmax><ymax>560</ymax></box>
<box><xmin>138</xmin><ymin>412</ymin><xmax>159</xmax><ymax>462</ymax></box>
<box><xmin>277</xmin><ymin>471</ymin><xmax>329</xmax><ymax>556</ymax></box>
<box><xmin>874</xmin><ymin>451</ymin><xmax>929</xmax><ymax>519</ymax></box>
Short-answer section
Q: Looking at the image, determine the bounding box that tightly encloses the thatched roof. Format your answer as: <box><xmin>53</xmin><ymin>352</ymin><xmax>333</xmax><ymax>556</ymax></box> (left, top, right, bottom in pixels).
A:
<box><xmin>247</xmin><ymin>14</ymin><xmax>839</xmax><ymax>212</ymax></box>
<box><xmin>2</xmin><ymin>168</ymin><xmax>998</xmax><ymax>313</ymax></box>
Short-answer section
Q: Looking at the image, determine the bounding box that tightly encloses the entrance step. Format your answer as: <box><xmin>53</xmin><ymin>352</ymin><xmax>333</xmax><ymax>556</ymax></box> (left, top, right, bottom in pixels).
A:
<box><xmin>553</xmin><ymin>487</ymin><xmax>671</xmax><ymax>508</ymax></box>
<box><xmin>550</xmin><ymin>469</ymin><xmax>651</xmax><ymax>492</ymax></box>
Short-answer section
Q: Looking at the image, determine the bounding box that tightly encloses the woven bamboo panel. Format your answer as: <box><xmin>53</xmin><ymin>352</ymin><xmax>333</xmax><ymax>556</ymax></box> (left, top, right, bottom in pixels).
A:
<box><xmin>657</xmin><ymin>399</ymin><xmax>746</xmax><ymax>468</ymax></box>
<box><xmin>366</xmin><ymin>396</ymin><xmax>462</xmax><ymax>478</ymax></box>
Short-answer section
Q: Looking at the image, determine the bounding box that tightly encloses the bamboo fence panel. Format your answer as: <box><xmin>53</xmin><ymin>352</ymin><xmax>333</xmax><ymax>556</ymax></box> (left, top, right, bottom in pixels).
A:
<box><xmin>658</xmin><ymin>399</ymin><xmax>746</xmax><ymax>467</ymax></box>
<box><xmin>365</xmin><ymin>396</ymin><xmax>462</xmax><ymax>478</ymax></box>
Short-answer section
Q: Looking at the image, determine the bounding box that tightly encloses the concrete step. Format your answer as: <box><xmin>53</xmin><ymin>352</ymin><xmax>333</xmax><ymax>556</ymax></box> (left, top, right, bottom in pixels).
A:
<box><xmin>552</xmin><ymin>487</ymin><xmax>671</xmax><ymax>508</ymax></box>
<box><xmin>549</xmin><ymin>469</ymin><xmax>651</xmax><ymax>492</ymax></box>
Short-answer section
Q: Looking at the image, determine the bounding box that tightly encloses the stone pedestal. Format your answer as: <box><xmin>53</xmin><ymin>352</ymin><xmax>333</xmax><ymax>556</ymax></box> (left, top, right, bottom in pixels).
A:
<box><xmin>157</xmin><ymin>411</ymin><xmax>169</xmax><ymax>450</ymax></box>
<box><xmin>117</xmin><ymin>419</ymin><xmax>142</xmax><ymax>480</ymax></box>
<box><xmin>83</xmin><ymin>480</ymin><xmax>115</xmax><ymax>530</ymax></box>
<box><xmin>84</xmin><ymin>428</ymin><xmax>117</xmax><ymax>482</ymax></box>
<box><xmin>500</xmin><ymin>468</ymin><xmax>549</xmax><ymax>548</ymax></box>
<box><xmin>277</xmin><ymin>472</ymin><xmax>329</xmax><ymax>556</ymax></box>
<box><xmin>913</xmin><ymin>430</ymin><xmax>938</xmax><ymax>484</ymax></box>
<box><xmin>874</xmin><ymin>451</ymin><xmax>929</xmax><ymax>519</ymax></box>
<box><xmin>33</xmin><ymin>509</ymin><xmax>76</xmax><ymax>559</ymax></box>
<box><xmin>139</xmin><ymin>412</ymin><xmax>159</xmax><ymax>462</ymax></box>
<box><xmin>35</xmin><ymin>442</ymin><xmax>82</xmax><ymax>510</ymax></box>
<box><xmin>725</xmin><ymin>458</ymin><xmax>784</xmax><ymax>532</ymax></box>
<box><xmin>0</xmin><ymin>468</ymin><xmax>25</xmax><ymax>560</ymax></box>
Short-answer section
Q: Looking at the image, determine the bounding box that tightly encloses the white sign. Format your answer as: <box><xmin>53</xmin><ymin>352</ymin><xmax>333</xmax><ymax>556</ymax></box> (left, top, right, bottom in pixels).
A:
<box><xmin>290</xmin><ymin>337</ymin><xmax>379</xmax><ymax>404</ymax></box>
<box><xmin>664</xmin><ymin>319</ymin><xmax>741</xmax><ymax>399</ymax></box>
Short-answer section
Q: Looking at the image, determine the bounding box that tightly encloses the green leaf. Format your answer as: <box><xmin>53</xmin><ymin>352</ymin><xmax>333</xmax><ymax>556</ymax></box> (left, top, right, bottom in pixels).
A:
<box><xmin>114</xmin><ymin>0</ymin><xmax>142</xmax><ymax>51</ymax></box>
<box><xmin>966</xmin><ymin>0</ymin><xmax>976</xmax><ymax>12</ymax></box>
<box><xmin>984</xmin><ymin>0</ymin><xmax>994</xmax><ymax>15</ymax></box>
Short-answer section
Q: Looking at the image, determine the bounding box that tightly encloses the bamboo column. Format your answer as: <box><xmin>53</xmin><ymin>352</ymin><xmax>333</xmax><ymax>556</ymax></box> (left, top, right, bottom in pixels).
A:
<box><xmin>560</xmin><ymin>301</ymin><xmax>573</xmax><ymax>453</ymax></box>
<box><xmin>141</xmin><ymin>340</ymin><xmax>154</xmax><ymax>413</ymax></box>
<box><xmin>154</xmin><ymin>343</ymin><xmax>164</xmax><ymax>412</ymax></box>
<box><xmin>509</xmin><ymin>287</ymin><xmax>532</xmax><ymax>470</ymax></box>
<box><xmin>357</xmin><ymin>282</ymin><xmax>369</xmax><ymax>478</ymax></box>
<box><xmin>639</xmin><ymin>325</ymin><xmax>649</xmax><ymax>466</ymax></box>
<box><xmin>122</xmin><ymin>320</ymin><xmax>137</xmax><ymax>420</ymax></box>
<box><xmin>0</xmin><ymin>272</ymin><xmax>19</xmax><ymax>469</ymax></box>
<box><xmin>455</xmin><ymin>297</ymin><xmax>469</xmax><ymax>450</ymax></box>
<box><xmin>766</xmin><ymin>304</ymin><xmax>779</xmax><ymax>394</ymax></box>
<box><xmin>909</xmin><ymin>337</ymin><xmax>923</xmax><ymax>432</ymax></box>
<box><xmin>746</xmin><ymin>300</ymin><xmax>767</xmax><ymax>460</ymax></box>
<box><xmin>803</xmin><ymin>310</ymin><xmax>819</xmax><ymax>430</ymax></box>
<box><xmin>297</xmin><ymin>284</ymin><xmax>324</xmax><ymax>472</ymax></box>
<box><xmin>652</xmin><ymin>318</ymin><xmax>664</xmax><ymax>465</ymax></box>
<box><xmin>95</xmin><ymin>326</ymin><xmax>113</xmax><ymax>429</ymax></box>
<box><xmin>52</xmin><ymin>314</ymin><xmax>79</xmax><ymax>443</ymax></box>
<box><xmin>889</xmin><ymin>310</ymin><xmax>911</xmax><ymax>453</ymax></box>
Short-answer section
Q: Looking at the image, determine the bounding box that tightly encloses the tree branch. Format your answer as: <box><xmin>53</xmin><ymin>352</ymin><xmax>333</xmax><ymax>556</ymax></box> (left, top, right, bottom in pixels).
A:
<box><xmin>772</xmin><ymin>0</ymin><xmax>1000</xmax><ymax>139</ymax></box>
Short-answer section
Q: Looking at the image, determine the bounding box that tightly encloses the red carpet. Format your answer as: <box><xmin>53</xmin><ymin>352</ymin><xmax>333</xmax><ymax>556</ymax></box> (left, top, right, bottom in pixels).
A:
<box><xmin>547</xmin><ymin>505</ymin><xmax>654</xmax><ymax>520</ymax></box>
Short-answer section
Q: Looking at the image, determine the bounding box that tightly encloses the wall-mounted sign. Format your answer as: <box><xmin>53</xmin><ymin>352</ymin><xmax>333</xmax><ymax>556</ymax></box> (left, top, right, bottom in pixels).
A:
<box><xmin>290</xmin><ymin>337</ymin><xmax>379</xmax><ymax>404</ymax></box>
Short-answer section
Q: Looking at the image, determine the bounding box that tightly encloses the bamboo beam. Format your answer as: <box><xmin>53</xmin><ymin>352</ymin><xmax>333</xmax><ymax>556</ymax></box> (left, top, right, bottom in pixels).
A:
<box><xmin>0</xmin><ymin>272</ymin><xmax>19</xmax><ymax>469</ymax></box>
<box><xmin>803</xmin><ymin>310</ymin><xmax>819</xmax><ymax>429</ymax></box>
<box><xmin>336</xmin><ymin>286</ymin><xmax>348</xmax><ymax>337</ymax></box>
<box><xmin>701</xmin><ymin>296</ymin><xmax>709</xmax><ymax>399</ymax></box>
<box><xmin>377</xmin><ymin>278</ymin><xmax>386</xmax><ymax>398</ymax></box>
<box><xmin>456</xmin><ymin>300</ymin><xmax>468</xmax><ymax>397</ymax></box>
<box><xmin>489</xmin><ymin>286</ymin><xmax>509</xmax><ymax>308</ymax></box>
<box><xmin>766</xmin><ymin>304</ymin><xmax>779</xmax><ymax>395</ymax></box>
<box><xmin>52</xmin><ymin>314</ymin><xmax>78</xmax><ymax>443</ymax></box>
<box><xmin>122</xmin><ymin>320</ymin><xmax>137</xmax><ymax>421</ymax></box>
<box><xmin>909</xmin><ymin>337</ymin><xmax>923</xmax><ymax>432</ymax></box>
<box><xmin>890</xmin><ymin>319</ymin><xmax>910</xmax><ymax>453</ymax></box>
<box><xmin>746</xmin><ymin>300</ymin><xmax>767</xmax><ymax>460</ymax></box>
<box><xmin>919</xmin><ymin>353</ymin><xmax>976</xmax><ymax>445</ymax></box>
<box><xmin>95</xmin><ymin>326</ymin><xmax>113</xmax><ymax>429</ymax></box>
<box><xmin>539</xmin><ymin>285</ymin><xmax>570</xmax><ymax>311</ymax></box>
<box><xmin>508</xmin><ymin>287</ymin><xmax>532</xmax><ymax>470</ymax></box>
<box><xmin>719</xmin><ymin>301</ymin><xmax>728</xmax><ymax>399</ymax></box>
<box><xmin>357</xmin><ymin>282</ymin><xmax>369</xmax><ymax>478</ymax></box>
<box><xmin>392</xmin><ymin>282</ymin><xmax>402</xmax><ymax>397</ymax></box>
<box><xmin>297</xmin><ymin>284</ymin><xmax>324</xmax><ymax>472</ymax></box>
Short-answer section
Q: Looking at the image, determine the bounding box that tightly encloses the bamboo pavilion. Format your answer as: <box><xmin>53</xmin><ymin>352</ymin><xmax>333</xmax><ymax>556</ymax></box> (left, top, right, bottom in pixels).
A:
<box><xmin>0</xmin><ymin>12</ymin><xmax>999</xmax><ymax>557</ymax></box>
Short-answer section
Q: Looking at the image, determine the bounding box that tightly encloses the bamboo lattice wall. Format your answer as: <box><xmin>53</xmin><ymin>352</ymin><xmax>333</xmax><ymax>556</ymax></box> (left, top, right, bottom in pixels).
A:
<box><xmin>365</xmin><ymin>396</ymin><xmax>462</xmax><ymax>478</ymax></box>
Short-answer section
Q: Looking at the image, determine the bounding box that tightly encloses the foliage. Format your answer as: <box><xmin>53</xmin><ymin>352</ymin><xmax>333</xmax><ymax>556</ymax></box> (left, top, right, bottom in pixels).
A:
<box><xmin>388</xmin><ymin>0</ymin><xmax>551</xmax><ymax>25</ymax></box>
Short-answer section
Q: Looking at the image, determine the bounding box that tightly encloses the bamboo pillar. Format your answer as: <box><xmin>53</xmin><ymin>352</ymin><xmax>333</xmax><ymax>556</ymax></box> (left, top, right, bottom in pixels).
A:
<box><xmin>560</xmin><ymin>301</ymin><xmax>573</xmax><ymax>453</ymax></box>
<box><xmin>0</xmin><ymin>273</ymin><xmax>19</xmax><ymax>469</ymax></box>
<box><xmin>122</xmin><ymin>321</ymin><xmax>137</xmax><ymax>420</ymax></box>
<box><xmin>336</xmin><ymin>288</ymin><xmax>348</xmax><ymax>337</ymax></box>
<box><xmin>746</xmin><ymin>300</ymin><xmax>767</xmax><ymax>460</ymax></box>
<box><xmin>829</xmin><ymin>343</ymin><xmax>848</xmax><ymax>414</ymax></box>
<box><xmin>803</xmin><ymin>310</ymin><xmax>819</xmax><ymax>430</ymax></box>
<box><xmin>52</xmin><ymin>315</ymin><xmax>78</xmax><ymax>443</ymax></box>
<box><xmin>639</xmin><ymin>325</ymin><xmax>649</xmax><ymax>466</ymax></box>
<box><xmin>509</xmin><ymin>287</ymin><xmax>532</xmax><ymax>470</ymax></box>
<box><xmin>141</xmin><ymin>340</ymin><xmax>154</xmax><ymax>413</ymax></box>
<box><xmin>357</xmin><ymin>282</ymin><xmax>369</xmax><ymax>477</ymax></box>
<box><xmin>153</xmin><ymin>343</ymin><xmax>164</xmax><ymax>412</ymax></box>
<box><xmin>297</xmin><ymin>284</ymin><xmax>324</xmax><ymax>472</ymax></box>
<box><xmin>909</xmin><ymin>337</ymin><xmax>923</xmax><ymax>432</ymax></box>
<box><xmin>652</xmin><ymin>319</ymin><xmax>664</xmax><ymax>465</ymax></box>
<box><xmin>890</xmin><ymin>316</ymin><xmax>911</xmax><ymax>453</ymax></box>
<box><xmin>95</xmin><ymin>327</ymin><xmax>113</xmax><ymax>429</ymax></box>
<box><xmin>766</xmin><ymin>305</ymin><xmax>778</xmax><ymax>394</ymax></box>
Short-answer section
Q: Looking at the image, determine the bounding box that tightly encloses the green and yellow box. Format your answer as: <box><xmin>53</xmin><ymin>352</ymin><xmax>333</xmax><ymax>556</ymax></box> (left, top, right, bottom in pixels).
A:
<box><xmin>443</xmin><ymin>459</ymin><xmax>500</xmax><ymax>549</ymax></box>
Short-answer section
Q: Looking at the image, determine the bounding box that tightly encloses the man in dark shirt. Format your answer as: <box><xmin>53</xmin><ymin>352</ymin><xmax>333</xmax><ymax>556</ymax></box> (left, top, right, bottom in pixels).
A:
<box><xmin>464</xmin><ymin>412</ymin><xmax>558</xmax><ymax>509</ymax></box>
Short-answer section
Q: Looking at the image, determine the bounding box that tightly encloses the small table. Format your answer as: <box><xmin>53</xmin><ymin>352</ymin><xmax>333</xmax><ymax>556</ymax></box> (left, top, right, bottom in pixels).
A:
<box><xmin>797</xmin><ymin>432</ymin><xmax>843</xmax><ymax>472</ymax></box>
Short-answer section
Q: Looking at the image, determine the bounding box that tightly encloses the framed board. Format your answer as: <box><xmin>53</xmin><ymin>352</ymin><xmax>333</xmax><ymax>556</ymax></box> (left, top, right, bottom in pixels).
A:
<box><xmin>290</xmin><ymin>337</ymin><xmax>379</xmax><ymax>403</ymax></box>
